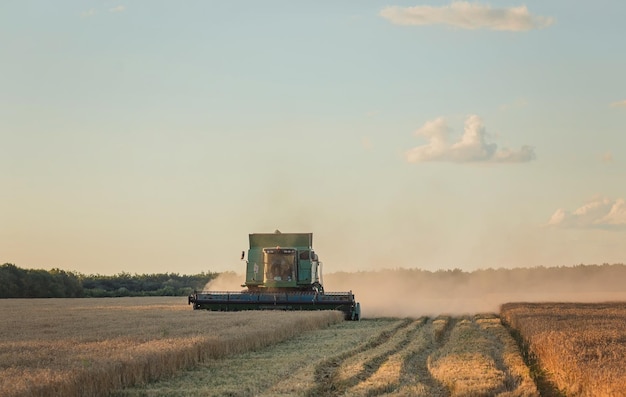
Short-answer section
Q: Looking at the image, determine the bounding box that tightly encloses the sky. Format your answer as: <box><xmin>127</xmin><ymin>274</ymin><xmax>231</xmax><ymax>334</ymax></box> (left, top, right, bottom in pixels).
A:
<box><xmin>2</xmin><ymin>1</ymin><xmax>626</xmax><ymax>275</ymax></box>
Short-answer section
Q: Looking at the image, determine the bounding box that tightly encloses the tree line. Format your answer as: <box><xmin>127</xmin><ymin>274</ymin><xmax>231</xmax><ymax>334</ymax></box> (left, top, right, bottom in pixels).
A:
<box><xmin>0</xmin><ymin>263</ymin><xmax>218</xmax><ymax>298</ymax></box>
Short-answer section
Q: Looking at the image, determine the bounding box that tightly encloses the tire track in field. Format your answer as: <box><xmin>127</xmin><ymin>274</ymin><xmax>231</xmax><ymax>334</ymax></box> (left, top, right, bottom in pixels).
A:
<box><xmin>475</xmin><ymin>315</ymin><xmax>539</xmax><ymax>395</ymax></box>
<box><xmin>474</xmin><ymin>315</ymin><xmax>520</xmax><ymax>392</ymax></box>
<box><xmin>343</xmin><ymin>318</ymin><xmax>429</xmax><ymax>396</ymax></box>
<box><xmin>306</xmin><ymin>317</ymin><xmax>459</xmax><ymax>397</ymax></box>
<box><xmin>425</xmin><ymin>315</ymin><xmax>539</xmax><ymax>396</ymax></box>
<box><xmin>434</xmin><ymin>316</ymin><xmax>456</xmax><ymax>345</ymax></box>
<box><xmin>387</xmin><ymin>317</ymin><xmax>454</xmax><ymax>397</ymax></box>
<box><xmin>305</xmin><ymin>318</ymin><xmax>415</xmax><ymax>397</ymax></box>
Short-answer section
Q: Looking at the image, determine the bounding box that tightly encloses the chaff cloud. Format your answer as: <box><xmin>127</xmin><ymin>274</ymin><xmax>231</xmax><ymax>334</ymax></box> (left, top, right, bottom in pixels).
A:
<box><xmin>405</xmin><ymin>115</ymin><xmax>535</xmax><ymax>164</ymax></box>
<box><xmin>380</xmin><ymin>2</ymin><xmax>554</xmax><ymax>31</ymax></box>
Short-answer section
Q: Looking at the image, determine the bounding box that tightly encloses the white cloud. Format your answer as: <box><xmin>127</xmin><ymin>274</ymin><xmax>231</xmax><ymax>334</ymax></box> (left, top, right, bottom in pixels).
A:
<box><xmin>405</xmin><ymin>115</ymin><xmax>535</xmax><ymax>163</ymax></box>
<box><xmin>610</xmin><ymin>100</ymin><xmax>626</xmax><ymax>108</ymax></box>
<box><xmin>81</xmin><ymin>8</ymin><xmax>96</xmax><ymax>18</ymax></box>
<box><xmin>109</xmin><ymin>5</ymin><xmax>126</xmax><ymax>13</ymax></box>
<box><xmin>548</xmin><ymin>198</ymin><xmax>626</xmax><ymax>229</ymax></box>
<box><xmin>380</xmin><ymin>2</ymin><xmax>554</xmax><ymax>31</ymax></box>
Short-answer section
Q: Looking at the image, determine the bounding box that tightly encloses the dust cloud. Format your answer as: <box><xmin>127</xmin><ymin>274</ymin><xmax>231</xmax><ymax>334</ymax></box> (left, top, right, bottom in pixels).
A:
<box><xmin>203</xmin><ymin>271</ymin><xmax>246</xmax><ymax>291</ymax></box>
<box><xmin>324</xmin><ymin>264</ymin><xmax>626</xmax><ymax>318</ymax></box>
<box><xmin>200</xmin><ymin>264</ymin><xmax>626</xmax><ymax>319</ymax></box>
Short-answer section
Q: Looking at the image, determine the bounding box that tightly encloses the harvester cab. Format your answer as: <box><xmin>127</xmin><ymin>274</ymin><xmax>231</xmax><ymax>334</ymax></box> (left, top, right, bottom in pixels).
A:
<box><xmin>188</xmin><ymin>232</ymin><xmax>360</xmax><ymax>320</ymax></box>
<box><xmin>241</xmin><ymin>232</ymin><xmax>323</xmax><ymax>293</ymax></box>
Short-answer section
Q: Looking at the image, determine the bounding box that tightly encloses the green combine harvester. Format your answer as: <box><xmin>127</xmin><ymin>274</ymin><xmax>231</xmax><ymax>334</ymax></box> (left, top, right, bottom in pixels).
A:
<box><xmin>188</xmin><ymin>231</ymin><xmax>360</xmax><ymax>320</ymax></box>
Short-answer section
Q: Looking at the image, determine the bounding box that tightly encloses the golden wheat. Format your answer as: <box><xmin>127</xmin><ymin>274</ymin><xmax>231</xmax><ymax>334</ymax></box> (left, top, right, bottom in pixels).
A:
<box><xmin>0</xmin><ymin>297</ymin><xmax>343</xmax><ymax>397</ymax></box>
<box><xmin>501</xmin><ymin>302</ymin><xmax>626</xmax><ymax>397</ymax></box>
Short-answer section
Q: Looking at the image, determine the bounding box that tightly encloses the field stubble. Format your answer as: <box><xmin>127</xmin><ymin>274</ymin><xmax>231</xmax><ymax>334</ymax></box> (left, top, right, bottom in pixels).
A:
<box><xmin>117</xmin><ymin>314</ymin><xmax>537</xmax><ymax>397</ymax></box>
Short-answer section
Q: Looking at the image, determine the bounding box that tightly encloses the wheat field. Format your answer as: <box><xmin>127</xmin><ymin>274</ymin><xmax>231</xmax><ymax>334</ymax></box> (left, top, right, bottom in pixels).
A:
<box><xmin>0</xmin><ymin>297</ymin><xmax>343</xmax><ymax>397</ymax></box>
<box><xmin>12</xmin><ymin>297</ymin><xmax>623</xmax><ymax>396</ymax></box>
<box><xmin>501</xmin><ymin>302</ymin><xmax>626</xmax><ymax>397</ymax></box>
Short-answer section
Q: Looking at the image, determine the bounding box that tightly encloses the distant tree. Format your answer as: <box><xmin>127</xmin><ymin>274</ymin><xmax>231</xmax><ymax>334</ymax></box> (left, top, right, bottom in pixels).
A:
<box><xmin>80</xmin><ymin>270</ymin><xmax>219</xmax><ymax>297</ymax></box>
<box><xmin>1</xmin><ymin>264</ymin><xmax>219</xmax><ymax>298</ymax></box>
<box><xmin>0</xmin><ymin>263</ymin><xmax>25</xmax><ymax>298</ymax></box>
<box><xmin>0</xmin><ymin>264</ymin><xmax>84</xmax><ymax>298</ymax></box>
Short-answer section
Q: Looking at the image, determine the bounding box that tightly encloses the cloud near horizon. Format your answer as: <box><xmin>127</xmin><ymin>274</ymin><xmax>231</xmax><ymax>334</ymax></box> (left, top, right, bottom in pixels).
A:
<box><xmin>380</xmin><ymin>2</ymin><xmax>554</xmax><ymax>31</ymax></box>
<box><xmin>548</xmin><ymin>197</ymin><xmax>626</xmax><ymax>229</ymax></box>
<box><xmin>405</xmin><ymin>115</ymin><xmax>535</xmax><ymax>163</ymax></box>
<box><xmin>610</xmin><ymin>100</ymin><xmax>626</xmax><ymax>108</ymax></box>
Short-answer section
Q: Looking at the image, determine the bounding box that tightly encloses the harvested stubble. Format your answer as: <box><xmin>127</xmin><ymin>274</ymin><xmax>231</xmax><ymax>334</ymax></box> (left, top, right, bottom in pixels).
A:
<box><xmin>474</xmin><ymin>315</ymin><xmax>538</xmax><ymax>397</ymax></box>
<box><xmin>124</xmin><ymin>314</ymin><xmax>535</xmax><ymax>397</ymax></box>
<box><xmin>427</xmin><ymin>314</ymin><xmax>538</xmax><ymax>397</ymax></box>
<box><xmin>501</xmin><ymin>302</ymin><xmax>626</xmax><ymax>397</ymax></box>
<box><xmin>344</xmin><ymin>318</ymin><xmax>428</xmax><ymax>396</ymax></box>
<box><xmin>0</xmin><ymin>297</ymin><xmax>343</xmax><ymax>397</ymax></box>
<box><xmin>114</xmin><ymin>318</ymin><xmax>401</xmax><ymax>397</ymax></box>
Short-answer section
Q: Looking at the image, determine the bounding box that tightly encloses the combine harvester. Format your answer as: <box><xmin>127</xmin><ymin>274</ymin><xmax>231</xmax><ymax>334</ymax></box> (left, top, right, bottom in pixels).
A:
<box><xmin>189</xmin><ymin>231</ymin><xmax>360</xmax><ymax>320</ymax></box>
